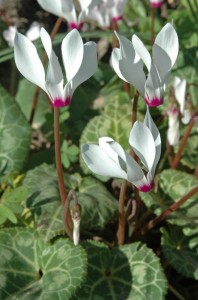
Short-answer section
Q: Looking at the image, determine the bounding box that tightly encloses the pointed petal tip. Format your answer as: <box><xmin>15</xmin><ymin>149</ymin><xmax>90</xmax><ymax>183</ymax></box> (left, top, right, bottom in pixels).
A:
<box><xmin>144</xmin><ymin>97</ymin><xmax>164</xmax><ymax>107</ymax></box>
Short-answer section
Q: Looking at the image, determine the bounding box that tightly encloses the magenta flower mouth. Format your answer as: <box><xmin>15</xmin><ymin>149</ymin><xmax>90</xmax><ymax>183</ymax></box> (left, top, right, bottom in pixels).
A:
<box><xmin>53</xmin><ymin>97</ymin><xmax>71</xmax><ymax>108</ymax></box>
<box><xmin>139</xmin><ymin>180</ymin><xmax>154</xmax><ymax>192</ymax></box>
<box><xmin>112</xmin><ymin>16</ymin><xmax>123</xmax><ymax>22</ymax></box>
<box><xmin>151</xmin><ymin>2</ymin><xmax>163</xmax><ymax>8</ymax></box>
<box><xmin>69</xmin><ymin>22</ymin><xmax>84</xmax><ymax>30</ymax></box>
<box><xmin>144</xmin><ymin>97</ymin><xmax>164</xmax><ymax>107</ymax></box>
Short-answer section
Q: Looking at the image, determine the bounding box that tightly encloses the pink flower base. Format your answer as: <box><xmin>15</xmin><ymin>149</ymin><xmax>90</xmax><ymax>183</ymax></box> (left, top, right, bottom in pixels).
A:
<box><xmin>151</xmin><ymin>1</ymin><xmax>163</xmax><ymax>8</ymax></box>
<box><xmin>144</xmin><ymin>97</ymin><xmax>163</xmax><ymax>107</ymax></box>
<box><xmin>112</xmin><ymin>16</ymin><xmax>123</xmax><ymax>22</ymax></box>
<box><xmin>69</xmin><ymin>22</ymin><xmax>84</xmax><ymax>30</ymax></box>
<box><xmin>139</xmin><ymin>180</ymin><xmax>154</xmax><ymax>192</ymax></box>
<box><xmin>53</xmin><ymin>97</ymin><xmax>71</xmax><ymax>108</ymax></box>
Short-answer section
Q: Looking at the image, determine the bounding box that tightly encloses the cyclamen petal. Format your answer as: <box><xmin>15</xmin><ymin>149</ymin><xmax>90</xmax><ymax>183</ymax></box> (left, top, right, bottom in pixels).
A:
<box><xmin>81</xmin><ymin>108</ymin><xmax>161</xmax><ymax>192</ymax></box>
<box><xmin>14</xmin><ymin>28</ymin><xmax>97</xmax><ymax>107</ymax></box>
<box><xmin>111</xmin><ymin>23</ymin><xmax>179</xmax><ymax>107</ymax></box>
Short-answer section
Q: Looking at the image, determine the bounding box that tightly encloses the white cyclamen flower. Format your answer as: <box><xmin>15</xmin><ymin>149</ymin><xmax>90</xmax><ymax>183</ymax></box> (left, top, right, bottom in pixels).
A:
<box><xmin>37</xmin><ymin>0</ymin><xmax>101</xmax><ymax>30</ymax></box>
<box><xmin>150</xmin><ymin>0</ymin><xmax>164</xmax><ymax>8</ymax></box>
<box><xmin>111</xmin><ymin>23</ymin><xmax>179</xmax><ymax>107</ymax></box>
<box><xmin>14</xmin><ymin>28</ymin><xmax>97</xmax><ymax>107</ymax></box>
<box><xmin>82</xmin><ymin>107</ymin><xmax>161</xmax><ymax>192</ymax></box>
<box><xmin>88</xmin><ymin>0</ymin><xmax>127</xmax><ymax>27</ymax></box>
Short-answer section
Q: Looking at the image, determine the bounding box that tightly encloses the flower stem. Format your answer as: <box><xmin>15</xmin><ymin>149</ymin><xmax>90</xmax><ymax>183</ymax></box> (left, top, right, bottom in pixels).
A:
<box><xmin>116</xmin><ymin>180</ymin><xmax>127</xmax><ymax>245</ymax></box>
<box><xmin>29</xmin><ymin>17</ymin><xmax>62</xmax><ymax>125</ymax></box>
<box><xmin>132</xmin><ymin>90</ymin><xmax>139</xmax><ymax>125</ymax></box>
<box><xmin>166</xmin><ymin>138</ymin><xmax>174</xmax><ymax>167</ymax></box>
<box><xmin>171</xmin><ymin>118</ymin><xmax>195</xmax><ymax>169</ymax></box>
<box><xmin>144</xmin><ymin>185</ymin><xmax>198</xmax><ymax>233</ymax></box>
<box><xmin>54</xmin><ymin>107</ymin><xmax>72</xmax><ymax>238</ymax></box>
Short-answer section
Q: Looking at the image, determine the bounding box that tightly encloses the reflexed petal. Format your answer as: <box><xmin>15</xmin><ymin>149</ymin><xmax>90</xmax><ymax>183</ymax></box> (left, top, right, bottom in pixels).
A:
<box><xmin>37</xmin><ymin>0</ymin><xmax>65</xmax><ymax>18</ymax></box>
<box><xmin>167</xmin><ymin>116</ymin><xmax>180</xmax><ymax>146</ymax></box>
<box><xmin>144</xmin><ymin>107</ymin><xmax>161</xmax><ymax>176</ymax></box>
<box><xmin>114</xmin><ymin>32</ymin><xmax>146</xmax><ymax>95</ymax></box>
<box><xmin>119</xmin><ymin>58</ymin><xmax>146</xmax><ymax>96</ymax></box>
<box><xmin>132</xmin><ymin>34</ymin><xmax>151</xmax><ymax>70</ymax></box>
<box><xmin>14</xmin><ymin>32</ymin><xmax>46</xmax><ymax>92</ymax></box>
<box><xmin>40</xmin><ymin>28</ymin><xmax>64</xmax><ymax>101</ymax></box>
<box><xmin>154</xmin><ymin>23</ymin><xmax>179</xmax><ymax>67</ymax></box>
<box><xmin>70</xmin><ymin>41</ymin><xmax>97</xmax><ymax>93</ymax></box>
<box><xmin>152</xmin><ymin>43</ymin><xmax>172</xmax><ymax>84</ymax></box>
<box><xmin>111</xmin><ymin>48</ymin><xmax>129</xmax><ymax>82</ymax></box>
<box><xmin>129</xmin><ymin>121</ymin><xmax>156</xmax><ymax>172</ymax></box>
<box><xmin>181</xmin><ymin>109</ymin><xmax>191</xmax><ymax>124</ymax></box>
<box><xmin>145</xmin><ymin>64</ymin><xmax>163</xmax><ymax>106</ymax></box>
<box><xmin>173</xmin><ymin>77</ymin><xmax>186</xmax><ymax>114</ymax></box>
<box><xmin>99</xmin><ymin>137</ymin><xmax>127</xmax><ymax>171</ymax></box>
<box><xmin>81</xmin><ymin>144</ymin><xmax>127</xmax><ymax>179</ymax></box>
<box><xmin>144</xmin><ymin>106</ymin><xmax>161</xmax><ymax>146</ymax></box>
<box><xmin>62</xmin><ymin>29</ymin><xmax>84</xmax><ymax>81</ymax></box>
<box><xmin>125</xmin><ymin>152</ymin><xmax>145</xmax><ymax>183</ymax></box>
<box><xmin>61</xmin><ymin>0</ymin><xmax>73</xmax><ymax>12</ymax></box>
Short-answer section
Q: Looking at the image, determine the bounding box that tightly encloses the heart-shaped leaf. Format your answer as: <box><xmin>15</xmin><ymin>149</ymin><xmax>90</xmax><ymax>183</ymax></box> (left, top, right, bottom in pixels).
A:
<box><xmin>0</xmin><ymin>228</ymin><xmax>87</xmax><ymax>299</ymax></box>
<box><xmin>72</xmin><ymin>240</ymin><xmax>167</xmax><ymax>299</ymax></box>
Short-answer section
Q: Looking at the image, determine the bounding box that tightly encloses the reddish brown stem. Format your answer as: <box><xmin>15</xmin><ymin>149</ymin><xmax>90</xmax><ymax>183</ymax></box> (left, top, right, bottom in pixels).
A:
<box><xmin>116</xmin><ymin>180</ymin><xmax>127</xmax><ymax>245</ymax></box>
<box><xmin>29</xmin><ymin>17</ymin><xmax>62</xmax><ymax>124</ymax></box>
<box><xmin>132</xmin><ymin>90</ymin><xmax>139</xmax><ymax>126</ymax></box>
<box><xmin>111</xmin><ymin>19</ymin><xmax>119</xmax><ymax>48</ymax></box>
<box><xmin>144</xmin><ymin>186</ymin><xmax>198</xmax><ymax>232</ymax></box>
<box><xmin>166</xmin><ymin>139</ymin><xmax>174</xmax><ymax>167</ymax></box>
<box><xmin>54</xmin><ymin>107</ymin><xmax>72</xmax><ymax>237</ymax></box>
<box><xmin>172</xmin><ymin>119</ymin><xmax>195</xmax><ymax>169</ymax></box>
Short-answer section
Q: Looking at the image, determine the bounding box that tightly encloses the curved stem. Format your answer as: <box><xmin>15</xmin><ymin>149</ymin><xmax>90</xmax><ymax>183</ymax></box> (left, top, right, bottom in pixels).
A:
<box><xmin>172</xmin><ymin>118</ymin><xmax>195</xmax><ymax>169</ymax></box>
<box><xmin>116</xmin><ymin>180</ymin><xmax>127</xmax><ymax>245</ymax></box>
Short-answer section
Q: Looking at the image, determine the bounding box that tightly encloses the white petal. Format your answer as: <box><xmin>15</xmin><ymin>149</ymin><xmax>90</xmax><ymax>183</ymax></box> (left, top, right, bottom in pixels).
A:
<box><xmin>40</xmin><ymin>28</ymin><xmax>64</xmax><ymax>101</ymax></box>
<box><xmin>144</xmin><ymin>107</ymin><xmax>161</xmax><ymax>176</ymax></box>
<box><xmin>132</xmin><ymin>34</ymin><xmax>151</xmax><ymax>70</ymax></box>
<box><xmin>153</xmin><ymin>23</ymin><xmax>179</xmax><ymax>66</ymax></box>
<box><xmin>81</xmin><ymin>144</ymin><xmax>127</xmax><ymax>179</ymax></box>
<box><xmin>173</xmin><ymin>77</ymin><xmax>186</xmax><ymax>114</ymax></box>
<box><xmin>181</xmin><ymin>109</ymin><xmax>191</xmax><ymax>124</ymax></box>
<box><xmin>26</xmin><ymin>21</ymin><xmax>41</xmax><ymax>41</ymax></box>
<box><xmin>145</xmin><ymin>64</ymin><xmax>163</xmax><ymax>106</ymax></box>
<box><xmin>167</xmin><ymin>115</ymin><xmax>180</xmax><ymax>146</ymax></box>
<box><xmin>3</xmin><ymin>26</ymin><xmax>17</xmax><ymax>47</ymax></box>
<box><xmin>144</xmin><ymin>106</ymin><xmax>161</xmax><ymax>146</ymax></box>
<box><xmin>14</xmin><ymin>32</ymin><xmax>46</xmax><ymax>92</ymax></box>
<box><xmin>70</xmin><ymin>41</ymin><xmax>97</xmax><ymax>94</ymax></box>
<box><xmin>129</xmin><ymin>121</ymin><xmax>156</xmax><ymax>172</ymax></box>
<box><xmin>114</xmin><ymin>32</ymin><xmax>146</xmax><ymax>95</ymax></box>
<box><xmin>111</xmin><ymin>48</ymin><xmax>129</xmax><ymax>82</ymax></box>
<box><xmin>37</xmin><ymin>0</ymin><xmax>65</xmax><ymax>18</ymax></box>
<box><xmin>62</xmin><ymin>29</ymin><xmax>84</xmax><ymax>82</ymax></box>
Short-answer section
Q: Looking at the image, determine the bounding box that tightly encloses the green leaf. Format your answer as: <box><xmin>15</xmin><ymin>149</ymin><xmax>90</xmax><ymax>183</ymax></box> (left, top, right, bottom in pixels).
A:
<box><xmin>161</xmin><ymin>226</ymin><xmax>198</xmax><ymax>279</ymax></box>
<box><xmin>72</xmin><ymin>240</ymin><xmax>167</xmax><ymax>300</ymax></box>
<box><xmin>140</xmin><ymin>170</ymin><xmax>198</xmax><ymax>227</ymax></box>
<box><xmin>15</xmin><ymin>79</ymin><xmax>51</xmax><ymax>126</ymax></box>
<box><xmin>0</xmin><ymin>204</ymin><xmax>17</xmax><ymax>224</ymax></box>
<box><xmin>61</xmin><ymin>141</ymin><xmax>79</xmax><ymax>169</ymax></box>
<box><xmin>80</xmin><ymin>92</ymin><xmax>132</xmax><ymax>176</ymax></box>
<box><xmin>0</xmin><ymin>228</ymin><xmax>87</xmax><ymax>299</ymax></box>
<box><xmin>0</xmin><ymin>85</ymin><xmax>31</xmax><ymax>174</ymax></box>
<box><xmin>23</xmin><ymin>164</ymin><xmax>118</xmax><ymax>240</ymax></box>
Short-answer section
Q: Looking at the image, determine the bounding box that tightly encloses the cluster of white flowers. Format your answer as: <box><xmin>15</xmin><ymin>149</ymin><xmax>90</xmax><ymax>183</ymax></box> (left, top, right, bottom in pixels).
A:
<box><xmin>13</xmin><ymin>0</ymin><xmax>180</xmax><ymax>195</ymax></box>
